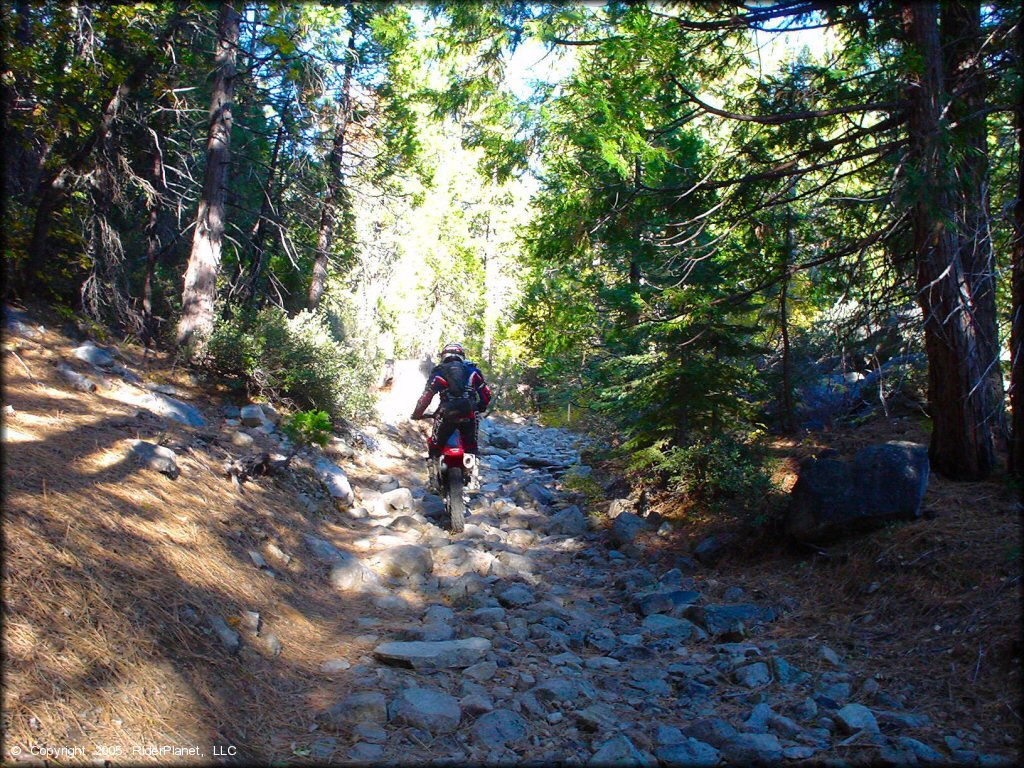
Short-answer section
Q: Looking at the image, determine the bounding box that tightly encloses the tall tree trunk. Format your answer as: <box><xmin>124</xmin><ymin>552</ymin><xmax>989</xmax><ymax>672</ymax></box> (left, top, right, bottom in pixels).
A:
<box><xmin>902</xmin><ymin>3</ymin><xmax>994</xmax><ymax>480</ymax></box>
<box><xmin>1009</xmin><ymin>7</ymin><xmax>1024</xmax><ymax>492</ymax></box>
<box><xmin>19</xmin><ymin>5</ymin><xmax>182</xmax><ymax>295</ymax></box>
<box><xmin>308</xmin><ymin>19</ymin><xmax>358</xmax><ymax>310</ymax></box>
<box><xmin>942</xmin><ymin>0</ymin><xmax>1006</xmax><ymax>444</ymax></box>
<box><xmin>142</xmin><ymin>128</ymin><xmax>167</xmax><ymax>350</ymax></box>
<box><xmin>176</xmin><ymin>3</ymin><xmax>240</xmax><ymax>353</ymax></box>
<box><xmin>240</xmin><ymin>113</ymin><xmax>286</xmax><ymax>306</ymax></box>
<box><xmin>780</xmin><ymin>194</ymin><xmax>796</xmax><ymax>434</ymax></box>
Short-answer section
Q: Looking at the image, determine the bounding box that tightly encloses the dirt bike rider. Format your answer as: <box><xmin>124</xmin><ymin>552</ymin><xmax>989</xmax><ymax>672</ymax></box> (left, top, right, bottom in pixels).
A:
<box><xmin>411</xmin><ymin>342</ymin><xmax>491</xmax><ymax>491</ymax></box>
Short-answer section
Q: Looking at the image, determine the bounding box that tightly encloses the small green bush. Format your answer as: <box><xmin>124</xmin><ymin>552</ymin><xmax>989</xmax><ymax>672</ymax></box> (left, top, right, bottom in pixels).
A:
<box><xmin>207</xmin><ymin>306</ymin><xmax>377</xmax><ymax>422</ymax></box>
<box><xmin>631</xmin><ymin>432</ymin><xmax>774</xmax><ymax>518</ymax></box>
<box><xmin>283</xmin><ymin>410</ymin><xmax>333</xmax><ymax>449</ymax></box>
<box><xmin>561</xmin><ymin>467</ymin><xmax>605</xmax><ymax>508</ymax></box>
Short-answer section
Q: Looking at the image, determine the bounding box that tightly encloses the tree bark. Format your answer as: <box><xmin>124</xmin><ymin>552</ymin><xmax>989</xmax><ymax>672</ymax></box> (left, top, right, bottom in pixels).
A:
<box><xmin>176</xmin><ymin>3</ymin><xmax>240</xmax><ymax>353</ymax></box>
<box><xmin>942</xmin><ymin>0</ymin><xmax>1006</xmax><ymax>444</ymax></box>
<box><xmin>902</xmin><ymin>3</ymin><xmax>994</xmax><ymax>480</ymax></box>
<box><xmin>780</xmin><ymin>194</ymin><xmax>796</xmax><ymax>434</ymax></box>
<box><xmin>1009</xmin><ymin>6</ymin><xmax>1024</xmax><ymax>491</ymax></box>
<box><xmin>308</xmin><ymin>18</ymin><xmax>358</xmax><ymax>310</ymax></box>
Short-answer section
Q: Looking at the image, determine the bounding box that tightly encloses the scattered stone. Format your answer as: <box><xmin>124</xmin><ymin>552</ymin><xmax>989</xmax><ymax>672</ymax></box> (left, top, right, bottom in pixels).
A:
<box><xmin>683</xmin><ymin>718</ymin><xmax>739</xmax><ymax>748</ymax></box>
<box><xmin>347</xmin><ymin>742</ymin><xmax>384</xmax><ymax>761</ymax></box>
<box><xmin>734</xmin><ymin>662</ymin><xmax>771</xmax><ymax>688</ymax></box>
<box><xmin>694</xmin><ymin>534</ymin><xmax>733</xmax><ymax>565</ymax></box>
<box><xmin>388</xmin><ymin>687</ymin><xmax>461</xmax><ymax>734</ymax></box>
<box><xmin>374</xmin><ymin>544</ymin><xmax>434</xmax><ymax>578</ymax></box>
<box><xmin>463</xmin><ymin>661</ymin><xmax>498</xmax><ymax>682</ymax></box>
<box><xmin>589</xmin><ymin>734</ymin><xmax>649</xmax><ymax>766</ymax></box>
<box><xmin>320</xmin><ymin>659</ymin><xmax>351</xmax><ymax>674</ymax></box>
<box><xmin>606</xmin><ymin>498</ymin><xmax>634</xmax><ymax>519</ymax></box>
<box><xmin>56</xmin><ymin>362</ymin><xmax>98</xmax><ymax>392</ymax></box>
<box><xmin>894</xmin><ymin>736</ymin><xmax>944</xmax><ymax>764</ymax></box>
<box><xmin>686</xmin><ymin>603</ymin><xmax>776</xmax><ymax>637</ymax></box>
<box><xmin>383</xmin><ymin>487</ymin><xmax>414</xmax><ymax>511</ymax></box>
<box><xmin>319</xmin><ymin>692</ymin><xmax>388</xmax><ymax>729</ymax></box>
<box><xmin>128</xmin><ymin>440</ymin><xmax>179</xmax><ymax>478</ymax></box>
<box><xmin>73</xmin><ymin>341</ymin><xmax>115</xmax><ymax>368</ymax></box>
<box><xmin>461</xmin><ymin>693</ymin><xmax>494</xmax><ymax>716</ymax></box>
<box><xmin>548</xmin><ymin>505</ymin><xmax>589</xmax><ymax>536</ymax></box>
<box><xmin>231</xmin><ymin>431</ymin><xmax>254</xmax><ymax>448</ymax></box>
<box><xmin>819</xmin><ymin>644</ymin><xmax>843</xmax><ymax>667</ymax></box>
<box><xmin>372</xmin><ymin>638</ymin><xmax>492</xmax><ymax>670</ymax></box>
<box><xmin>610</xmin><ymin>511</ymin><xmax>650</xmax><ymax>549</ymax></box>
<box><xmin>835</xmin><ymin>703</ymin><xmax>879</xmax><ymax>735</ymax></box>
<box><xmin>470</xmin><ymin>709</ymin><xmax>530</xmax><ymax>749</ymax></box>
<box><xmin>642</xmin><ymin>613</ymin><xmax>701</xmax><ymax>640</ymax></box>
<box><xmin>207</xmin><ymin>615</ymin><xmax>240</xmax><ymax>654</ymax></box>
<box><xmin>240</xmin><ymin>405</ymin><xmax>267</xmax><ymax>427</ymax></box>
<box><xmin>720</xmin><ymin>732</ymin><xmax>782</xmax><ymax>766</ymax></box>
<box><xmin>497</xmin><ymin>584</ymin><xmax>535</xmax><ymax>608</ymax></box>
<box><xmin>314</xmin><ymin>457</ymin><xmax>355</xmax><ymax>508</ymax></box>
<box><xmin>137</xmin><ymin>392</ymin><xmax>206</xmax><ymax>427</ymax></box>
<box><xmin>655</xmin><ymin>738</ymin><xmax>721</xmax><ymax>767</ymax></box>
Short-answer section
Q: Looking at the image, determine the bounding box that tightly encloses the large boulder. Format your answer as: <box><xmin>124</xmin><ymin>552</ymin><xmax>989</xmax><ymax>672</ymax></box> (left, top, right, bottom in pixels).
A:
<box><xmin>784</xmin><ymin>441</ymin><xmax>929</xmax><ymax>542</ymax></box>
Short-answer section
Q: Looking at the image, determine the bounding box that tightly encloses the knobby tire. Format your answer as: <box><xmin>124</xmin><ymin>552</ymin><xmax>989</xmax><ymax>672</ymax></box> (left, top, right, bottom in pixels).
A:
<box><xmin>446</xmin><ymin>467</ymin><xmax>465</xmax><ymax>534</ymax></box>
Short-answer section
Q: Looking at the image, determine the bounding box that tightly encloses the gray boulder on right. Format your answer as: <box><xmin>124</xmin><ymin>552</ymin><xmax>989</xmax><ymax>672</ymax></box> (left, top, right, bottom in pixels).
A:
<box><xmin>784</xmin><ymin>441</ymin><xmax>929</xmax><ymax>542</ymax></box>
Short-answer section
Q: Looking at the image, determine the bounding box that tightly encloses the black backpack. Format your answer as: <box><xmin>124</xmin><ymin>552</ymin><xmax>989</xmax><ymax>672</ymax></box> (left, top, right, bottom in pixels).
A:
<box><xmin>439</xmin><ymin>360</ymin><xmax>474</xmax><ymax>418</ymax></box>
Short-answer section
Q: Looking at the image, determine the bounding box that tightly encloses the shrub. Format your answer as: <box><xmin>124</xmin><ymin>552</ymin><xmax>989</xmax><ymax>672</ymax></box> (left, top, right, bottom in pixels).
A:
<box><xmin>207</xmin><ymin>306</ymin><xmax>378</xmax><ymax>422</ymax></box>
<box><xmin>282</xmin><ymin>410</ymin><xmax>333</xmax><ymax>449</ymax></box>
<box><xmin>630</xmin><ymin>432</ymin><xmax>774</xmax><ymax>519</ymax></box>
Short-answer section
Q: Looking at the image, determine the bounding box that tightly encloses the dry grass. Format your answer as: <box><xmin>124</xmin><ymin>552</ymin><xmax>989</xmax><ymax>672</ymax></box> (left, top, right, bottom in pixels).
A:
<box><xmin>648</xmin><ymin>415</ymin><xmax>1022</xmax><ymax>757</ymax></box>
<box><xmin>2</xmin><ymin>319</ymin><xmax>433</xmax><ymax>764</ymax></box>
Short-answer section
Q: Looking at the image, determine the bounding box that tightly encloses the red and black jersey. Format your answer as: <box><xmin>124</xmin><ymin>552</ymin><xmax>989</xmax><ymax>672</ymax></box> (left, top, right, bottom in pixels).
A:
<box><xmin>412</xmin><ymin>360</ymin><xmax>491</xmax><ymax>420</ymax></box>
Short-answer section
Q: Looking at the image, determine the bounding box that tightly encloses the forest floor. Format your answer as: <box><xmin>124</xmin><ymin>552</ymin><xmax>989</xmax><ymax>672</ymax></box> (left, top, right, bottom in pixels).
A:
<box><xmin>2</xmin><ymin>307</ymin><xmax>1021</xmax><ymax>766</ymax></box>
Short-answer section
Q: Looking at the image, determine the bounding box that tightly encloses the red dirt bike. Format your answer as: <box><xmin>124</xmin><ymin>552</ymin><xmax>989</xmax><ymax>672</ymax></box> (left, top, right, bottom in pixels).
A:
<box><xmin>415</xmin><ymin>413</ymin><xmax>476</xmax><ymax>534</ymax></box>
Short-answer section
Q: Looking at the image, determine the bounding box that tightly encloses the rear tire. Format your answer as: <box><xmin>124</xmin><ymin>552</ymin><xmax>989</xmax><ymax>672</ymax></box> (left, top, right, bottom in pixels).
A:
<box><xmin>446</xmin><ymin>467</ymin><xmax>466</xmax><ymax>534</ymax></box>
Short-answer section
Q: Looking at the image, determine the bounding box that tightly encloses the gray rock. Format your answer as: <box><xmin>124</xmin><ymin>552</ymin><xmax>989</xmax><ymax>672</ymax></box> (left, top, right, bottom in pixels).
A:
<box><xmin>642</xmin><ymin>613</ymin><xmax>701</xmax><ymax>640</ymax></box>
<box><xmin>138</xmin><ymin>392</ymin><xmax>206</xmax><ymax>427</ymax></box>
<box><xmin>231</xmin><ymin>430</ymin><xmax>254</xmax><ymax>448</ymax></box>
<box><xmin>785</xmin><ymin>441</ymin><xmax>929</xmax><ymax>542</ymax></box>
<box><xmin>683</xmin><ymin>719</ymin><xmax>739</xmax><ymax>748</ymax></box>
<box><xmin>876</xmin><ymin>709</ymin><xmax>931</xmax><ymax>730</ymax></box>
<box><xmin>694</xmin><ymin>534</ymin><xmax>733</xmax><ymax>566</ymax></box>
<box><xmin>589</xmin><ymin>734</ymin><xmax>650</xmax><ymax>766</ymax></box>
<box><xmin>734</xmin><ymin>662</ymin><xmax>771</xmax><ymax>687</ymax></box>
<box><xmin>383</xmin><ymin>487</ymin><xmax>414</xmax><ymax>511</ymax></box>
<box><xmin>463</xmin><ymin>661</ymin><xmax>498</xmax><ymax>682</ymax></box>
<box><xmin>819</xmin><ymin>644</ymin><xmax>844</xmax><ymax>667</ymax></box>
<box><xmin>388</xmin><ymin>687</ymin><xmax>461</xmax><ymax>734</ymax></box>
<box><xmin>375</xmin><ymin>544</ymin><xmax>434</xmax><ymax>578</ymax></box>
<box><xmin>635</xmin><ymin>592</ymin><xmax>675</xmax><ymax>616</ymax></box>
<box><xmin>206</xmin><ymin>615</ymin><xmax>240</xmax><ymax>654</ymax></box>
<box><xmin>607</xmin><ymin>498</ymin><xmax>635</xmax><ymax>519</ymax></box>
<box><xmin>782</xmin><ymin>745</ymin><xmax>816</xmax><ymax>760</ymax></box>
<box><xmin>470</xmin><ymin>709</ymin><xmax>530</xmax><ymax>748</ymax></box>
<box><xmin>685</xmin><ymin>604</ymin><xmax>777</xmax><ymax>637</ymax></box>
<box><xmin>548</xmin><ymin>505</ymin><xmax>589</xmax><ymax>536</ymax></box>
<box><xmin>745</xmin><ymin>703</ymin><xmax>773</xmax><ymax>733</ymax></box>
<box><xmin>418</xmin><ymin>493</ymin><xmax>446</xmax><ymax>519</ymax></box>
<box><xmin>314</xmin><ymin>457</ymin><xmax>355</xmax><ymax>507</ymax></box>
<box><xmin>73</xmin><ymin>341</ymin><xmax>115</xmax><ymax>368</ymax></box>
<box><xmin>347</xmin><ymin>742</ymin><xmax>383</xmax><ymax>761</ymax></box>
<box><xmin>308</xmin><ymin>737</ymin><xmax>338</xmax><ymax>760</ymax></box>
<box><xmin>771</xmin><ymin>655</ymin><xmax>807</xmax><ymax>686</ymax></box>
<box><xmin>531</xmin><ymin>676</ymin><xmax>594</xmax><ymax>704</ymax></box>
<box><xmin>656</xmin><ymin>725</ymin><xmax>685</xmax><ymax>746</ymax></box>
<box><xmin>471</xmin><ymin>607</ymin><xmax>506</xmax><ymax>625</ymax></box>
<box><xmin>372</xmin><ymin>637</ymin><xmax>491</xmax><ymax>670</ymax></box>
<box><xmin>319</xmin><ymin>692</ymin><xmax>388</xmax><ymax>729</ymax></box>
<box><xmin>399</xmin><ymin>622</ymin><xmax>455</xmax><ymax>642</ymax></box>
<box><xmin>424</xmin><ymin>604</ymin><xmax>456</xmax><ymax>624</ymax></box>
<box><xmin>655</xmin><ymin>738</ymin><xmax>721</xmax><ymax>767</ymax></box>
<box><xmin>497</xmin><ymin>584</ymin><xmax>535</xmax><ymax>608</ymax></box>
<box><xmin>461</xmin><ymin>693</ymin><xmax>494</xmax><ymax>716</ymax></box>
<box><xmin>895</xmin><ymin>737</ymin><xmax>944</xmax><ymax>764</ymax></box>
<box><xmin>302</xmin><ymin>536</ymin><xmax>378</xmax><ymax>592</ymax></box>
<box><xmin>320</xmin><ymin>659</ymin><xmax>351</xmax><ymax>674</ymax></box>
<box><xmin>610</xmin><ymin>511</ymin><xmax>650</xmax><ymax>548</ymax></box>
<box><xmin>720</xmin><ymin>732</ymin><xmax>782</xmax><ymax>766</ymax></box>
<box><xmin>835</xmin><ymin>703</ymin><xmax>880</xmax><ymax>735</ymax></box>
<box><xmin>239</xmin><ymin>404</ymin><xmax>267</xmax><ymax>427</ymax></box>
<box><xmin>128</xmin><ymin>440</ymin><xmax>179</xmax><ymax>478</ymax></box>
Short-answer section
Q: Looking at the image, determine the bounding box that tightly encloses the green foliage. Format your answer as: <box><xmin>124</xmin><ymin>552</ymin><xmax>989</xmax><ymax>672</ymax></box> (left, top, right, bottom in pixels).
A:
<box><xmin>282</xmin><ymin>410</ymin><xmax>333</xmax><ymax>449</ymax></box>
<box><xmin>560</xmin><ymin>468</ymin><xmax>605</xmax><ymax>508</ymax></box>
<box><xmin>206</xmin><ymin>306</ymin><xmax>377</xmax><ymax>423</ymax></box>
<box><xmin>631</xmin><ymin>433</ymin><xmax>774</xmax><ymax>518</ymax></box>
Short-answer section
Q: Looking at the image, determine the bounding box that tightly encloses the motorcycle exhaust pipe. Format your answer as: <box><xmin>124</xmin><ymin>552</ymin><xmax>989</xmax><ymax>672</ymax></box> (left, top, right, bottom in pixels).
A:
<box><xmin>463</xmin><ymin>453</ymin><xmax>476</xmax><ymax>469</ymax></box>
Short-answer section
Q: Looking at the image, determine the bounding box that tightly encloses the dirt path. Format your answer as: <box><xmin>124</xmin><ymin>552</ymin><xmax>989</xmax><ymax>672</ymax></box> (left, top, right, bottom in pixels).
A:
<box><xmin>302</xmin><ymin>415</ymin><xmax>1011</xmax><ymax>767</ymax></box>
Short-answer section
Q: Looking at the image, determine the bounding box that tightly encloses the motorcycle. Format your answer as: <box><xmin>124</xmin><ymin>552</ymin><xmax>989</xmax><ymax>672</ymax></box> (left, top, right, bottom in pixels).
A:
<box><xmin>415</xmin><ymin>412</ymin><xmax>474</xmax><ymax>534</ymax></box>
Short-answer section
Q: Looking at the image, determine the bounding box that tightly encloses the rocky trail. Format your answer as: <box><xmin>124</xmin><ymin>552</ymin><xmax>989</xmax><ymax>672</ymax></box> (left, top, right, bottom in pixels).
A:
<box><xmin>290</xmin><ymin>414</ymin><xmax>1006</xmax><ymax>767</ymax></box>
<box><xmin>2</xmin><ymin>314</ymin><xmax>1017</xmax><ymax>766</ymax></box>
